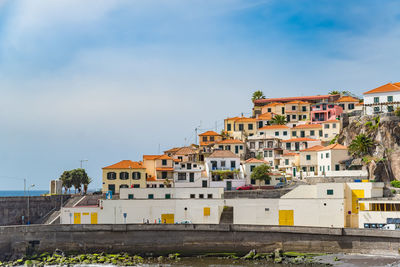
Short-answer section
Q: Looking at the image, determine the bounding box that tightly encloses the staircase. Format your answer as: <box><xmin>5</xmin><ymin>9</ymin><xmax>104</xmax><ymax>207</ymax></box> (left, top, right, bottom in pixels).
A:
<box><xmin>219</xmin><ymin>206</ymin><xmax>233</xmax><ymax>224</ymax></box>
<box><xmin>43</xmin><ymin>196</ymin><xmax>86</xmax><ymax>224</ymax></box>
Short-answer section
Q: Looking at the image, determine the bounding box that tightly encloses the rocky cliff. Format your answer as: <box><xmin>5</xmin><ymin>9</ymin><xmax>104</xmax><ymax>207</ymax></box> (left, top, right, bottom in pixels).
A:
<box><xmin>337</xmin><ymin>114</ymin><xmax>400</xmax><ymax>182</ymax></box>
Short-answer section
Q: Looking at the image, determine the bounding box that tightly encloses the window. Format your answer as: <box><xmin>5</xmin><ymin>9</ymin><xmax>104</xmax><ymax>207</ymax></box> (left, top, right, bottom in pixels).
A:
<box><xmin>227</xmin><ymin>124</ymin><xmax>231</xmax><ymax>131</ymax></box>
<box><xmin>324</xmin><ymin>124</ymin><xmax>329</xmax><ymax>129</ymax></box>
<box><xmin>388</xmin><ymin>106</ymin><xmax>394</xmax><ymax>112</ymax></box>
<box><xmin>327</xmin><ymin>189</ymin><xmax>334</xmax><ymax>195</ymax></box>
<box><xmin>285</xmin><ymin>159</ymin><xmax>289</xmax><ymax>165</ymax></box>
<box><xmin>292</xmin><ymin>131</ymin><xmax>297</xmax><ymax>136</ymax></box>
<box><xmin>165</xmin><ymin>194</ymin><xmax>171</xmax><ymax>199</ymax></box>
<box><xmin>221</xmin><ymin>161</ymin><xmax>226</xmax><ymax>167</ymax></box>
<box><xmin>319</xmin><ymin>130</ymin><xmax>323</xmax><ymax>137</ymax></box>
<box><xmin>339</xmin><ymin>103</ymin><xmax>345</xmax><ymax>110</ymax></box>
<box><xmin>248</xmin><ymin>124</ymin><xmax>253</xmax><ymax>130</ymax></box>
<box><xmin>268</xmin><ymin>108</ymin><xmax>272</xmax><ymax>112</ymax></box>
<box><xmin>190</xmin><ymin>194</ymin><xmax>195</xmax><ymax>198</ymax></box>
<box><xmin>133</xmin><ymin>184</ymin><xmax>140</xmax><ymax>188</ymax></box>
<box><xmin>162</xmin><ymin>172</ymin><xmax>167</xmax><ymax>179</ymax></box>
<box><xmin>326</xmin><ymin>153</ymin><xmax>329</xmax><ymax>158</ymax></box>
<box><xmin>333</xmin><ymin>123</ymin><xmax>337</xmax><ymax>129</ymax></box>
<box><xmin>388</xmin><ymin>96</ymin><xmax>393</xmax><ymax>102</ymax></box>
<box><xmin>292</xmin><ymin>115</ymin><xmax>296</xmax><ymax>119</ymax></box>
<box><xmin>120</xmin><ymin>172</ymin><xmax>129</xmax><ymax>180</ymax></box>
<box><xmin>302</xmin><ymin>106</ymin><xmax>307</xmax><ymax>112</ymax></box>
<box><xmin>324</xmin><ymin>134</ymin><xmax>328</xmax><ymax>138</ymax></box>
<box><xmin>202</xmin><ymin>136</ymin><xmax>207</xmax><ymax>142</ymax></box>
<box><xmin>300</xmin><ymin>131</ymin><xmax>305</xmax><ymax>137</ymax></box>
<box><xmin>120</xmin><ymin>184</ymin><xmax>129</xmax><ymax>188</ymax></box>
<box><xmin>107</xmin><ymin>172</ymin><xmax>116</xmax><ymax>180</ymax></box>
<box><xmin>199</xmin><ymin>194</ymin><xmax>204</xmax><ymax>199</ymax></box>
<box><xmin>264</xmin><ymin>151</ymin><xmax>268</xmax><ymax>157</ymax></box>
<box><xmin>321</xmin><ymin>154</ymin><xmax>323</xmax><ymax>159</ymax></box>
<box><xmin>187</xmin><ymin>163</ymin><xmax>192</xmax><ymax>170</ymax></box>
<box><xmin>240</xmin><ymin>145</ymin><xmax>243</xmax><ymax>150</ymax></box>
<box><xmin>275</xmin><ymin>131</ymin><xmax>279</xmax><ymax>136</ymax></box>
<box><xmin>292</xmin><ymin>106</ymin><xmax>296</xmax><ymax>110</ymax></box>
<box><xmin>310</xmin><ymin>166</ymin><xmax>315</xmax><ymax>172</ymax></box>
<box><xmin>159</xmin><ymin>184</ymin><xmax>164</xmax><ymax>188</ymax></box>
<box><xmin>133</xmin><ymin>172</ymin><xmax>141</xmax><ymax>180</ymax></box>
<box><xmin>374</xmin><ymin>97</ymin><xmax>379</xmax><ymax>103</ymax></box>
<box><xmin>189</xmin><ymin>173</ymin><xmax>194</xmax><ymax>182</ymax></box>
<box><xmin>286</xmin><ymin>143</ymin><xmax>291</xmax><ymax>149</ymax></box>
<box><xmin>374</xmin><ymin>106</ymin><xmax>380</xmax><ymax>112</ymax></box>
<box><xmin>348</xmin><ymin>103</ymin><xmax>354</xmax><ymax>110</ymax></box>
<box><xmin>302</xmin><ymin>167</ymin><xmax>306</xmax><ymax>171</ymax></box>
<box><xmin>225</xmin><ymin>145</ymin><xmax>231</xmax><ymax>150</ymax></box>
<box><xmin>128</xmin><ymin>194</ymin><xmax>134</xmax><ymax>199</ymax></box>
<box><xmin>251</xmin><ymin>179</ymin><xmax>255</xmax><ymax>185</ymax></box>
<box><xmin>268</xmin><ymin>151</ymin><xmax>272</xmax><ymax>157</ymax></box>
<box><xmin>207</xmin><ymin>194</ymin><xmax>213</xmax><ymax>199</ymax></box>
<box><xmin>250</xmin><ymin>165</ymin><xmax>255</xmax><ymax>172</ymax></box>
<box><xmin>335</xmin><ymin>164</ymin><xmax>340</xmax><ymax>171</ymax></box>
<box><xmin>250</xmin><ymin>142</ymin><xmax>255</xmax><ymax>149</ymax></box>
<box><xmin>306</xmin><ymin>155</ymin><xmax>311</xmax><ymax>161</ymax></box>
<box><xmin>231</xmin><ymin>161</ymin><xmax>236</xmax><ymax>168</ymax></box>
<box><xmin>148</xmin><ymin>194</ymin><xmax>154</xmax><ymax>199</ymax></box>
<box><xmin>283</xmin><ymin>131</ymin><xmax>287</xmax><ymax>136</ymax></box>
<box><xmin>328</xmin><ymin>165</ymin><xmax>330</xmax><ymax>171</ymax></box>
<box><xmin>178</xmin><ymin>173</ymin><xmax>186</xmax><ymax>180</ymax></box>
<box><xmin>162</xmin><ymin>159</ymin><xmax>167</xmax><ymax>166</ymax></box>
<box><xmin>210</xmin><ymin>136</ymin><xmax>214</xmax><ymax>142</ymax></box>
<box><xmin>238</xmin><ymin>124</ymin><xmax>244</xmax><ymax>131</ymax></box>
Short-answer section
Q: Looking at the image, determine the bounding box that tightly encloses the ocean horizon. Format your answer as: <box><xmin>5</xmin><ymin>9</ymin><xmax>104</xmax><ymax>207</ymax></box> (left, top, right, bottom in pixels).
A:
<box><xmin>0</xmin><ymin>190</ymin><xmax>49</xmax><ymax>197</ymax></box>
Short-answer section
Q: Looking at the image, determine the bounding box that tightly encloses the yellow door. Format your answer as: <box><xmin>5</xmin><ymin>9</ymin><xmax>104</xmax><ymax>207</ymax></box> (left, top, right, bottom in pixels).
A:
<box><xmin>161</xmin><ymin>214</ymin><xmax>174</xmax><ymax>224</ymax></box>
<box><xmin>352</xmin><ymin>189</ymin><xmax>364</xmax><ymax>214</ymax></box>
<box><xmin>91</xmin><ymin>212</ymin><xmax>98</xmax><ymax>224</ymax></box>
<box><xmin>279</xmin><ymin>210</ymin><xmax>294</xmax><ymax>226</ymax></box>
<box><xmin>74</xmin><ymin>213</ymin><xmax>81</xmax><ymax>224</ymax></box>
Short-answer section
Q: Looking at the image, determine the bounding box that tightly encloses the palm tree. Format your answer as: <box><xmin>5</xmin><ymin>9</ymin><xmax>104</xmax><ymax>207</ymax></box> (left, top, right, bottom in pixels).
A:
<box><xmin>252</xmin><ymin>90</ymin><xmax>265</xmax><ymax>102</ymax></box>
<box><xmin>220</xmin><ymin>130</ymin><xmax>231</xmax><ymax>140</ymax></box>
<box><xmin>59</xmin><ymin>171</ymin><xmax>72</xmax><ymax>194</ymax></box>
<box><xmin>270</xmin><ymin>114</ymin><xmax>287</xmax><ymax>125</ymax></box>
<box><xmin>82</xmin><ymin>177</ymin><xmax>92</xmax><ymax>194</ymax></box>
<box><xmin>329</xmin><ymin>90</ymin><xmax>340</xmax><ymax>95</ymax></box>
<box><xmin>349</xmin><ymin>134</ymin><xmax>374</xmax><ymax>158</ymax></box>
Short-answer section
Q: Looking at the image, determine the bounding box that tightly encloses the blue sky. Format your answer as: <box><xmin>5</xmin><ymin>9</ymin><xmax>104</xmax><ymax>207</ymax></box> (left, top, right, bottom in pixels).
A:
<box><xmin>1</xmin><ymin>0</ymin><xmax>400</xmax><ymax>190</ymax></box>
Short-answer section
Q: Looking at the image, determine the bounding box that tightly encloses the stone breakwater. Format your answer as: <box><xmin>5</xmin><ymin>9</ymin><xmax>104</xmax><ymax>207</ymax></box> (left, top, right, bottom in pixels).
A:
<box><xmin>1</xmin><ymin>224</ymin><xmax>400</xmax><ymax>261</ymax></box>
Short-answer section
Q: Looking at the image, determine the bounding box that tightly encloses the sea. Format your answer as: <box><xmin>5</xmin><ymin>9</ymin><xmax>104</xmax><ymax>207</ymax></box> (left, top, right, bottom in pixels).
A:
<box><xmin>0</xmin><ymin>190</ymin><xmax>49</xmax><ymax>197</ymax></box>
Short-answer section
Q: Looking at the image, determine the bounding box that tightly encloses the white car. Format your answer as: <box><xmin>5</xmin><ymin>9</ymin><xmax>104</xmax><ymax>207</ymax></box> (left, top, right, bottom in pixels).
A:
<box><xmin>180</xmin><ymin>220</ymin><xmax>192</xmax><ymax>224</ymax></box>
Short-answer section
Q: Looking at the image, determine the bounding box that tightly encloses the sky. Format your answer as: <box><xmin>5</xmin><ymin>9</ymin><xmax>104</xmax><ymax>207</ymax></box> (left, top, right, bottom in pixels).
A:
<box><xmin>1</xmin><ymin>0</ymin><xmax>400</xmax><ymax>190</ymax></box>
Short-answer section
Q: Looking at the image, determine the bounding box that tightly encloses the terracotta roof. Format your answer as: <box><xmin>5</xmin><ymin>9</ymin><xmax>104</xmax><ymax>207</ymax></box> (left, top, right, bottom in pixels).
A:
<box><xmin>164</xmin><ymin>147</ymin><xmax>181</xmax><ymax>153</ymax></box>
<box><xmin>175</xmin><ymin>147</ymin><xmax>196</xmax><ymax>155</ymax></box>
<box><xmin>337</xmin><ymin>96</ymin><xmax>359</xmax><ymax>103</ymax></box>
<box><xmin>208</xmin><ymin>150</ymin><xmax>239</xmax><ymax>158</ymax></box>
<box><xmin>293</xmin><ymin>124</ymin><xmax>322</xmax><ymax>129</ymax></box>
<box><xmin>282</xmin><ymin>138</ymin><xmax>319</xmax><ymax>142</ymax></box>
<box><xmin>234</xmin><ymin>117</ymin><xmax>257</xmax><ymax>122</ymax></box>
<box><xmin>282</xmin><ymin>153</ymin><xmax>299</xmax><ymax>157</ymax></box>
<box><xmin>156</xmin><ymin>167</ymin><xmax>174</xmax><ymax>171</ymax></box>
<box><xmin>300</xmin><ymin>145</ymin><xmax>325</xmax><ymax>152</ymax></box>
<box><xmin>254</xmin><ymin>94</ymin><xmax>340</xmax><ymax>104</ymax></box>
<box><xmin>199</xmin><ymin>130</ymin><xmax>220</xmax><ymax>136</ymax></box>
<box><xmin>286</xmin><ymin>100</ymin><xmax>310</xmax><ymax>104</ymax></box>
<box><xmin>146</xmin><ymin>176</ymin><xmax>157</xmax><ymax>181</ymax></box>
<box><xmin>245</xmin><ymin>158</ymin><xmax>267</xmax><ymax>164</ymax></box>
<box><xmin>259</xmin><ymin>125</ymin><xmax>290</xmax><ymax>130</ymax></box>
<box><xmin>363</xmin><ymin>83</ymin><xmax>400</xmax><ymax>95</ymax></box>
<box><xmin>257</xmin><ymin>112</ymin><xmax>273</xmax><ymax>120</ymax></box>
<box><xmin>143</xmin><ymin>155</ymin><xmax>173</xmax><ymax>160</ymax></box>
<box><xmin>318</xmin><ymin>143</ymin><xmax>347</xmax><ymax>151</ymax></box>
<box><xmin>264</xmin><ymin>102</ymin><xmax>284</xmax><ymax>107</ymax></box>
<box><xmin>103</xmin><ymin>160</ymin><xmax>145</xmax><ymax>169</ymax></box>
<box><xmin>225</xmin><ymin>116</ymin><xmax>241</xmax><ymax>121</ymax></box>
<box><xmin>216</xmin><ymin>139</ymin><xmax>244</xmax><ymax>144</ymax></box>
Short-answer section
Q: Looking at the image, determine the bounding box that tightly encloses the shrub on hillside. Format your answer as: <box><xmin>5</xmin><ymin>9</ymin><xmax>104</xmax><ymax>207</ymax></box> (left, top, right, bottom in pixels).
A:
<box><xmin>390</xmin><ymin>180</ymin><xmax>400</xmax><ymax>188</ymax></box>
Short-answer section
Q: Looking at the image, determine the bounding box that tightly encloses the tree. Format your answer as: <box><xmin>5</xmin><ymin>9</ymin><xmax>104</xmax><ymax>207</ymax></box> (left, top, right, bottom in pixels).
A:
<box><xmin>270</xmin><ymin>114</ymin><xmax>287</xmax><ymax>125</ymax></box>
<box><xmin>349</xmin><ymin>134</ymin><xmax>374</xmax><ymax>158</ymax></box>
<box><xmin>220</xmin><ymin>130</ymin><xmax>231</xmax><ymax>140</ymax></box>
<box><xmin>329</xmin><ymin>90</ymin><xmax>340</xmax><ymax>95</ymax></box>
<box><xmin>82</xmin><ymin>176</ymin><xmax>92</xmax><ymax>194</ymax></box>
<box><xmin>70</xmin><ymin>168</ymin><xmax>90</xmax><ymax>193</ymax></box>
<box><xmin>252</xmin><ymin>90</ymin><xmax>265</xmax><ymax>102</ymax></box>
<box><xmin>59</xmin><ymin>171</ymin><xmax>72</xmax><ymax>194</ymax></box>
<box><xmin>250</xmin><ymin>164</ymin><xmax>272</xmax><ymax>185</ymax></box>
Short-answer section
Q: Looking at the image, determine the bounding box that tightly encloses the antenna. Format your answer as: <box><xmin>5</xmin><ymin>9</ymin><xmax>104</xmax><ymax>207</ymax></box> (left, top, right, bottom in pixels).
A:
<box><xmin>158</xmin><ymin>144</ymin><xmax>161</xmax><ymax>154</ymax></box>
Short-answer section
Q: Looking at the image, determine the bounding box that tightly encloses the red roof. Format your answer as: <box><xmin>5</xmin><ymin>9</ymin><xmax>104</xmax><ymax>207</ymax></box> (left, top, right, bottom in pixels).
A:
<box><xmin>337</xmin><ymin>96</ymin><xmax>359</xmax><ymax>102</ymax></box>
<box><xmin>216</xmin><ymin>139</ymin><xmax>244</xmax><ymax>144</ymax></box>
<box><xmin>300</xmin><ymin>145</ymin><xmax>325</xmax><ymax>152</ymax></box>
<box><xmin>254</xmin><ymin>94</ymin><xmax>339</xmax><ymax>105</ymax></box>
<box><xmin>156</xmin><ymin>167</ymin><xmax>174</xmax><ymax>171</ymax></box>
<box><xmin>318</xmin><ymin>144</ymin><xmax>347</xmax><ymax>151</ymax></box>
<box><xmin>143</xmin><ymin>155</ymin><xmax>173</xmax><ymax>160</ymax></box>
<box><xmin>103</xmin><ymin>160</ymin><xmax>145</xmax><ymax>169</ymax></box>
<box><xmin>363</xmin><ymin>83</ymin><xmax>400</xmax><ymax>95</ymax></box>
<box><xmin>282</xmin><ymin>138</ymin><xmax>319</xmax><ymax>142</ymax></box>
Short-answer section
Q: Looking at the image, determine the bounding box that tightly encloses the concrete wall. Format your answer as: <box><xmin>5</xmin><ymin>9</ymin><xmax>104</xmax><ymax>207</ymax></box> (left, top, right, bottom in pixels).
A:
<box><xmin>0</xmin><ymin>195</ymin><xmax>70</xmax><ymax>226</ymax></box>
<box><xmin>3</xmin><ymin>224</ymin><xmax>400</xmax><ymax>261</ymax></box>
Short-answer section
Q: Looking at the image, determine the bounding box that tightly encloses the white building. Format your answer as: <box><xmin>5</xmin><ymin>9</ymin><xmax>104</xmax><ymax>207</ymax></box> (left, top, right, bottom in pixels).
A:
<box><xmin>299</xmin><ymin>145</ymin><xmax>324</xmax><ymax>177</ymax></box>
<box><xmin>119</xmin><ymin>187</ymin><xmax>224</xmax><ymax>200</ymax></box>
<box><xmin>317</xmin><ymin>143</ymin><xmax>348</xmax><ymax>176</ymax></box>
<box><xmin>363</xmin><ymin>82</ymin><xmax>400</xmax><ymax>115</ymax></box>
<box><xmin>173</xmin><ymin>161</ymin><xmax>208</xmax><ymax>188</ymax></box>
<box><xmin>321</xmin><ymin>120</ymin><xmax>341</xmax><ymax>142</ymax></box>
<box><xmin>282</xmin><ymin>138</ymin><xmax>322</xmax><ymax>152</ymax></box>
<box><xmin>204</xmin><ymin>150</ymin><xmax>245</xmax><ymax>190</ymax></box>
<box><xmin>247</xmin><ymin>134</ymin><xmax>283</xmax><ymax>165</ymax></box>
<box><xmin>257</xmin><ymin>125</ymin><xmax>291</xmax><ymax>140</ymax></box>
<box><xmin>359</xmin><ymin>197</ymin><xmax>400</xmax><ymax>229</ymax></box>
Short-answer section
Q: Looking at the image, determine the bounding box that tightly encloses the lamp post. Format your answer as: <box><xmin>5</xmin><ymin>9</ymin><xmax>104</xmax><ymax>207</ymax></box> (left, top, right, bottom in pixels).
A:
<box><xmin>27</xmin><ymin>184</ymin><xmax>35</xmax><ymax>225</ymax></box>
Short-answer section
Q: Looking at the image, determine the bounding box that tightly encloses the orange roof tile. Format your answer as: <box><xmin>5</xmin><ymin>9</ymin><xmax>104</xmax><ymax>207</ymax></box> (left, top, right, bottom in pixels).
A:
<box><xmin>143</xmin><ymin>155</ymin><xmax>173</xmax><ymax>160</ymax></box>
<box><xmin>146</xmin><ymin>176</ymin><xmax>157</xmax><ymax>181</ymax></box>
<box><xmin>103</xmin><ymin>160</ymin><xmax>145</xmax><ymax>169</ymax></box>
<box><xmin>156</xmin><ymin>167</ymin><xmax>174</xmax><ymax>171</ymax></box>
<box><xmin>337</xmin><ymin>96</ymin><xmax>359</xmax><ymax>103</ymax></box>
<box><xmin>282</xmin><ymin>153</ymin><xmax>299</xmax><ymax>157</ymax></box>
<box><xmin>282</xmin><ymin>138</ymin><xmax>319</xmax><ymax>142</ymax></box>
<box><xmin>257</xmin><ymin>112</ymin><xmax>273</xmax><ymax>120</ymax></box>
<box><xmin>286</xmin><ymin>100</ymin><xmax>310</xmax><ymax>104</ymax></box>
<box><xmin>199</xmin><ymin>130</ymin><xmax>220</xmax><ymax>136</ymax></box>
<box><xmin>175</xmin><ymin>147</ymin><xmax>196</xmax><ymax>155</ymax></box>
<box><xmin>293</xmin><ymin>124</ymin><xmax>322</xmax><ymax>129</ymax></box>
<box><xmin>300</xmin><ymin>145</ymin><xmax>325</xmax><ymax>152</ymax></box>
<box><xmin>264</xmin><ymin>102</ymin><xmax>284</xmax><ymax>107</ymax></box>
<box><xmin>225</xmin><ymin>116</ymin><xmax>241</xmax><ymax>121</ymax></box>
<box><xmin>208</xmin><ymin>150</ymin><xmax>239</xmax><ymax>158</ymax></box>
<box><xmin>259</xmin><ymin>125</ymin><xmax>290</xmax><ymax>130</ymax></box>
<box><xmin>318</xmin><ymin>143</ymin><xmax>347</xmax><ymax>151</ymax></box>
<box><xmin>164</xmin><ymin>147</ymin><xmax>181</xmax><ymax>153</ymax></box>
<box><xmin>216</xmin><ymin>139</ymin><xmax>244</xmax><ymax>144</ymax></box>
<box><xmin>363</xmin><ymin>83</ymin><xmax>400</xmax><ymax>95</ymax></box>
<box><xmin>245</xmin><ymin>158</ymin><xmax>267</xmax><ymax>164</ymax></box>
<box><xmin>234</xmin><ymin>117</ymin><xmax>257</xmax><ymax>122</ymax></box>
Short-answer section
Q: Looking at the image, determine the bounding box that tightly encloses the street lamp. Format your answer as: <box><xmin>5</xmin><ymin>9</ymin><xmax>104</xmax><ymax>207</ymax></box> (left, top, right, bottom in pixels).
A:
<box><xmin>27</xmin><ymin>184</ymin><xmax>35</xmax><ymax>225</ymax></box>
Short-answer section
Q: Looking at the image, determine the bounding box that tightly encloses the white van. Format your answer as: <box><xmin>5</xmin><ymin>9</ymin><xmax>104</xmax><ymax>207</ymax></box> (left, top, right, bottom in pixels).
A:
<box><xmin>382</xmin><ymin>224</ymin><xmax>396</xmax><ymax>230</ymax></box>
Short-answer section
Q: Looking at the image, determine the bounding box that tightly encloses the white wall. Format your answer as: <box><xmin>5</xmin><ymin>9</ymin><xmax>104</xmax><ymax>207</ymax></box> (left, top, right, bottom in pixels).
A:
<box><xmin>227</xmin><ymin>199</ymin><xmax>279</xmax><ymax>225</ymax></box>
<box><xmin>364</xmin><ymin>91</ymin><xmax>400</xmax><ymax>115</ymax></box>
<box><xmin>119</xmin><ymin>187</ymin><xmax>224</xmax><ymax>199</ymax></box>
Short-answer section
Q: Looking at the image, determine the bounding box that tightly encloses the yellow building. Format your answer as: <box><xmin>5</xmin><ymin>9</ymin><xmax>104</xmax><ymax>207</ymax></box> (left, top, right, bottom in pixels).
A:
<box><xmin>198</xmin><ymin>131</ymin><xmax>222</xmax><ymax>147</ymax></box>
<box><xmin>143</xmin><ymin>155</ymin><xmax>176</xmax><ymax>188</ymax></box>
<box><xmin>224</xmin><ymin>116</ymin><xmax>258</xmax><ymax>140</ymax></box>
<box><xmin>336</xmin><ymin>96</ymin><xmax>360</xmax><ymax>113</ymax></box>
<box><xmin>284</xmin><ymin>101</ymin><xmax>311</xmax><ymax>124</ymax></box>
<box><xmin>261</xmin><ymin>102</ymin><xmax>285</xmax><ymax>115</ymax></box>
<box><xmin>102</xmin><ymin>160</ymin><xmax>147</xmax><ymax>194</ymax></box>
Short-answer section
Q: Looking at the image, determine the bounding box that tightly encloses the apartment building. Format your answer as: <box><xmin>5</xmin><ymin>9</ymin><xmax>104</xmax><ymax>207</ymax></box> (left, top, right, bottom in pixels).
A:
<box><xmin>336</xmin><ymin>96</ymin><xmax>360</xmax><ymax>114</ymax></box>
<box><xmin>321</xmin><ymin>120</ymin><xmax>341</xmax><ymax>142</ymax></box>
<box><xmin>317</xmin><ymin>144</ymin><xmax>348</xmax><ymax>176</ymax></box>
<box><xmin>214</xmin><ymin>139</ymin><xmax>245</xmax><ymax>159</ymax></box>
<box><xmin>143</xmin><ymin>155</ymin><xmax>176</xmax><ymax>188</ymax></box>
<box><xmin>363</xmin><ymin>82</ymin><xmax>400</xmax><ymax>115</ymax></box>
<box><xmin>299</xmin><ymin>145</ymin><xmax>324</xmax><ymax>177</ymax></box>
<box><xmin>291</xmin><ymin>124</ymin><xmax>323</xmax><ymax>139</ymax></box>
<box><xmin>224</xmin><ymin>116</ymin><xmax>258</xmax><ymax>140</ymax></box>
<box><xmin>310</xmin><ymin>103</ymin><xmax>343</xmax><ymax>123</ymax></box>
<box><xmin>282</xmin><ymin>138</ymin><xmax>322</xmax><ymax>152</ymax></box>
<box><xmin>257</xmin><ymin>125</ymin><xmax>291</xmax><ymax>140</ymax></box>
<box><xmin>284</xmin><ymin>101</ymin><xmax>311</xmax><ymax>125</ymax></box>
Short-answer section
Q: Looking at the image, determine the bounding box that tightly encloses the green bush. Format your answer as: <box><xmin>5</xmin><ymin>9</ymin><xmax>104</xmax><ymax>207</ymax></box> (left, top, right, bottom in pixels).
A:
<box><xmin>390</xmin><ymin>180</ymin><xmax>400</xmax><ymax>188</ymax></box>
<box><xmin>395</xmin><ymin>108</ymin><xmax>400</xmax><ymax>117</ymax></box>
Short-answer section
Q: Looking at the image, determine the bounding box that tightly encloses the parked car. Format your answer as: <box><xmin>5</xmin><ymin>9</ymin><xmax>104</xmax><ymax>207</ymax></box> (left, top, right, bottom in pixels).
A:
<box><xmin>180</xmin><ymin>220</ymin><xmax>192</xmax><ymax>224</ymax></box>
<box><xmin>236</xmin><ymin>185</ymin><xmax>254</xmax><ymax>190</ymax></box>
<box><xmin>274</xmin><ymin>183</ymin><xmax>285</xmax><ymax>189</ymax></box>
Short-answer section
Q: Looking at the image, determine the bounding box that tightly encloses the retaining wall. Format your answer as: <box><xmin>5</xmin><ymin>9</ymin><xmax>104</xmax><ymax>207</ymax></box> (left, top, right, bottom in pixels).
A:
<box><xmin>1</xmin><ymin>224</ymin><xmax>400</xmax><ymax>260</ymax></box>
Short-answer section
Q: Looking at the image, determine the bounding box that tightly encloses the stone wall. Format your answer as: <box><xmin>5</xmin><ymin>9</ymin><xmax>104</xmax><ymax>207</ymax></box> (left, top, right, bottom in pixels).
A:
<box><xmin>1</xmin><ymin>224</ymin><xmax>400</xmax><ymax>260</ymax></box>
<box><xmin>0</xmin><ymin>195</ymin><xmax>70</xmax><ymax>226</ymax></box>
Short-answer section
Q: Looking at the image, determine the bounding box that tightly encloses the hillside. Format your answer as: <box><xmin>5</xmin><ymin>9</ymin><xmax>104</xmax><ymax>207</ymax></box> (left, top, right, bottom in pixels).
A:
<box><xmin>337</xmin><ymin>114</ymin><xmax>400</xmax><ymax>182</ymax></box>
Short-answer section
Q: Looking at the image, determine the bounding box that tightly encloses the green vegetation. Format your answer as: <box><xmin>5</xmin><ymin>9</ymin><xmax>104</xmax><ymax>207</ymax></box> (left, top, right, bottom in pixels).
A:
<box><xmin>220</xmin><ymin>130</ymin><xmax>231</xmax><ymax>140</ymax></box>
<box><xmin>270</xmin><ymin>114</ymin><xmax>287</xmax><ymax>125</ymax></box>
<box><xmin>391</xmin><ymin>180</ymin><xmax>400</xmax><ymax>188</ymax></box>
<box><xmin>252</xmin><ymin>90</ymin><xmax>265</xmax><ymax>102</ymax></box>
<box><xmin>349</xmin><ymin>134</ymin><xmax>374</xmax><ymax>158</ymax></box>
<box><xmin>211</xmin><ymin>170</ymin><xmax>239</xmax><ymax>180</ymax></box>
<box><xmin>59</xmin><ymin>168</ymin><xmax>91</xmax><ymax>194</ymax></box>
<box><xmin>364</xmin><ymin>116</ymin><xmax>380</xmax><ymax>131</ymax></box>
<box><xmin>329</xmin><ymin>134</ymin><xmax>338</xmax><ymax>144</ymax></box>
<box><xmin>250</xmin><ymin>164</ymin><xmax>271</xmax><ymax>183</ymax></box>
